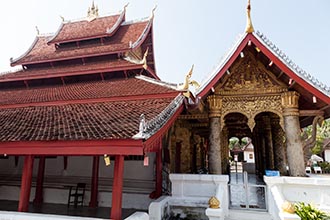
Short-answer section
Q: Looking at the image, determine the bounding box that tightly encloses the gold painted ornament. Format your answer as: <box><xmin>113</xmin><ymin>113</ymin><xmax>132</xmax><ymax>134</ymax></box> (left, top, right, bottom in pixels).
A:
<box><xmin>208</xmin><ymin>196</ymin><xmax>220</xmax><ymax>209</ymax></box>
<box><xmin>281</xmin><ymin>200</ymin><xmax>295</xmax><ymax>214</ymax></box>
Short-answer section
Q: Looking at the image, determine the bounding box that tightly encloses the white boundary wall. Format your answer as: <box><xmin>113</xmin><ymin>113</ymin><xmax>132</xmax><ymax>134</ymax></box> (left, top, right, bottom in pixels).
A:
<box><xmin>149</xmin><ymin>174</ymin><xmax>229</xmax><ymax>220</ymax></box>
<box><xmin>265</xmin><ymin>176</ymin><xmax>330</xmax><ymax>220</ymax></box>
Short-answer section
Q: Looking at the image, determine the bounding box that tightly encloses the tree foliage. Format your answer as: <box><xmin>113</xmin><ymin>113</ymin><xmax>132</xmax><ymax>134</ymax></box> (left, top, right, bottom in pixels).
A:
<box><xmin>302</xmin><ymin>118</ymin><xmax>330</xmax><ymax>155</ymax></box>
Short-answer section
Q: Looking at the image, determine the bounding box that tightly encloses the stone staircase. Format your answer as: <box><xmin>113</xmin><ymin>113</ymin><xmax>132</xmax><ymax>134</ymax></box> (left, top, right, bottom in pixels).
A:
<box><xmin>225</xmin><ymin>210</ymin><xmax>273</xmax><ymax>220</ymax></box>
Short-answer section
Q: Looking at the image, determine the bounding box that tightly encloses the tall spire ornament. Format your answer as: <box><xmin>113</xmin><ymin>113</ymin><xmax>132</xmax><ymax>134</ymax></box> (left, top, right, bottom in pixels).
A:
<box><xmin>245</xmin><ymin>0</ymin><xmax>254</xmax><ymax>33</ymax></box>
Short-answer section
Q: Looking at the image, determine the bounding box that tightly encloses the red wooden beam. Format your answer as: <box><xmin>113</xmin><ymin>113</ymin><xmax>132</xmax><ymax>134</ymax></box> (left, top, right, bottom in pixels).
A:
<box><xmin>145</xmin><ymin>66</ymin><xmax>159</xmax><ymax>80</ymax></box>
<box><xmin>155</xmin><ymin>147</ymin><xmax>162</xmax><ymax>198</ymax></box>
<box><xmin>110</xmin><ymin>155</ymin><xmax>125</xmax><ymax>220</ymax></box>
<box><xmin>89</xmin><ymin>156</ymin><xmax>100</xmax><ymax>208</ymax></box>
<box><xmin>197</xmin><ymin>35</ymin><xmax>250</xmax><ymax>98</ymax></box>
<box><xmin>0</xmin><ymin>92</ymin><xmax>179</xmax><ymax>109</ymax></box>
<box><xmin>0</xmin><ymin>139</ymin><xmax>144</xmax><ymax>156</ymax></box>
<box><xmin>18</xmin><ymin>155</ymin><xmax>34</xmax><ymax>212</ymax></box>
<box><xmin>33</xmin><ymin>156</ymin><xmax>46</xmax><ymax>205</ymax></box>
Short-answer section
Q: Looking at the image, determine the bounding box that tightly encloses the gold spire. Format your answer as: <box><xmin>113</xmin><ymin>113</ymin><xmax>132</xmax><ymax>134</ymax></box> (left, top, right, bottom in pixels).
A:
<box><xmin>245</xmin><ymin>0</ymin><xmax>254</xmax><ymax>33</ymax></box>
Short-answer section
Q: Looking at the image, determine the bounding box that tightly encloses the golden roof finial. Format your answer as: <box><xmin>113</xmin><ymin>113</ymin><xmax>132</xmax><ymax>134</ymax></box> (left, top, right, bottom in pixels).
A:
<box><xmin>179</xmin><ymin>65</ymin><xmax>194</xmax><ymax>90</ymax></box>
<box><xmin>245</xmin><ymin>0</ymin><xmax>254</xmax><ymax>33</ymax></box>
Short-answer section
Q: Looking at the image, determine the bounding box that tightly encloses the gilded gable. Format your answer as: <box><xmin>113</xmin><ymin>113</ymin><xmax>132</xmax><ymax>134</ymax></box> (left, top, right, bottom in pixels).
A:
<box><xmin>216</xmin><ymin>51</ymin><xmax>286</xmax><ymax>95</ymax></box>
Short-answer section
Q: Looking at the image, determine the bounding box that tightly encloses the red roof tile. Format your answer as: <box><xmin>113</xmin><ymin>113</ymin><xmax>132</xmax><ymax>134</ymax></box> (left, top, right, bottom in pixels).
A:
<box><xmin>48</xmin><ymin>12</ymin><xmax>124</xmax><ymax>44</ymax></box>
<box><xmin>0</xmin><ymin>59</ymin><xmax>139</xmax><ymax>82</ymax></box>
<box><xmin>11</xmin><ymin>20</ymin><xmax>150</xmax><ymax>66</ymax></box>
<box><xmin>0</xmin><ymin>77</ymin><xmax>177</xmax><ymax>106</ymax></box>
<box><xmin>0</xmin><ymin>98</ymin><xmax>174</xmax><ymax>141</ymax></box>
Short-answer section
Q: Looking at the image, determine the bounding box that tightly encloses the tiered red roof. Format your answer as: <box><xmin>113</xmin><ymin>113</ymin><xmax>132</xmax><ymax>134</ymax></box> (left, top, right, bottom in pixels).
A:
<box><xmin>48</xmin><ymin>11</ymin><xmax>125</xmax><ymax>44</ymax></box>
<box><xmin>0</xmin><ymin>6</ymin><xmax>184</xmax><ymax>156</ymax></box>
<box><xmin>0</xmin><ymin>59</ymin><xmax>140</xmax><ymax>82</ymax></box>
<box><xmin>0</xmin><ymin>79</ymin><xmax>178</xmax><ymax>141</ymax></box>
<box><xmin>0</xmin><ymin>78</ymin><xmax>177</xmax><ymax>106</ymax></box>
<box><xmin>11</xmin><ymin>20</ymin><xmax>151</xmax><ymax>66</ymax></box>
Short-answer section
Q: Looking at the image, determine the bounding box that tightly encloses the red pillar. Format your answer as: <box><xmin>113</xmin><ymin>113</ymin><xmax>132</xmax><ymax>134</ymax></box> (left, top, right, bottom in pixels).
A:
<box><xmin>33</xmin><ymin>156</ymin><xmax>46</xmax><ymax>204</ymax></box>
<box><xmin>89</xmin><ymin>155</ymin><xmax>99</xmax><ymax>208</ymax></box>
<box><xmin>155</xmin><ymin>147</ymin><xmax>163</xmax><ymax>198</ymax></box>
<box><xmin>110</xmin><ymin>155</ymin><xmax>124</xmax><ymax>220</ymax></box>
<box><xmin>18</xmin><ymin>155</ymin><xmax>34</xmax><ymax>212</ymax></box>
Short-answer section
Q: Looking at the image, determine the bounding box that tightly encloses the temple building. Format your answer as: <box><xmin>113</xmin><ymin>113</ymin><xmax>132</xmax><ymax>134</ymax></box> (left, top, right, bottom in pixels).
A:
<box><xmin>0</xmin><ymin>1</ymin><xmax>330</xmax><ymax>220</ymax></box>
<box><xmin>0</xmin><ymin>3</ymin><xmax>185</xmax><ymax>220</ymax></box>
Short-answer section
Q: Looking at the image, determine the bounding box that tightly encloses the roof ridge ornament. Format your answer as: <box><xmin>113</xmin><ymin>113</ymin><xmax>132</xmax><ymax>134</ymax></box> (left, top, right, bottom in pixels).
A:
<box><xmin>35</xmin><ymin>26</ymin><xmax>40</xmax><ymax>35</ymax></box>
<box><xmin>87</xmin><ymin>0</ymin><xmax>99</xmax><ymax>22</ymax></box>
<box><xmin>150</xmin><ymin>5</ymin><xmax>157</xmax><ymax>20</ymax></box>
<box><xmin>124</xmin><ymin>2</ymin><xmax>129</xmax><ymax>11</ymax></box>
<box><xmin>178</xmin><ymin>65</ymin><xmax>200</xmax><ymax>97</ymax></box>
<box><xmin>245</xmin><ymin>0</ymin><xmax>254</xmax><ymax>33</ymax></box>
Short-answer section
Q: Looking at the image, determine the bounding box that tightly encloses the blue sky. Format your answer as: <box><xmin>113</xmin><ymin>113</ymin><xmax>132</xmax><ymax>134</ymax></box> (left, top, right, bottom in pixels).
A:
<box><xmin>0</xmin><ymin>0</ymin><xmax>329</xmax><ymax>86</ymax></box>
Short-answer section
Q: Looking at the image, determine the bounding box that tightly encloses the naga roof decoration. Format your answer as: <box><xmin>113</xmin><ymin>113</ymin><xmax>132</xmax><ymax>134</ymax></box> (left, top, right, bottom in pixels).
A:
<box><xmin>133</xmin><ymin>94</ymin><xmax>184</xmax><ymax>140</ymax></box>
<box><xmin>136</xmin><ymin>75</ymin><xmax>178</xmax><ymax>91</ymax></box>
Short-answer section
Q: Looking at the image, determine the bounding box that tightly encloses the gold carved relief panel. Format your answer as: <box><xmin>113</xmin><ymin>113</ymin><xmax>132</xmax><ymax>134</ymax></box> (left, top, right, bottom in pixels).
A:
<box><xmin>212</xmin><ymin>50</ymin><xmax>287</xmax><ymax>131</ymax></box>
<box><xmin>220</xmin><ymin>96</ymin><xmax>284</xmax><ymax>131</ymax></box>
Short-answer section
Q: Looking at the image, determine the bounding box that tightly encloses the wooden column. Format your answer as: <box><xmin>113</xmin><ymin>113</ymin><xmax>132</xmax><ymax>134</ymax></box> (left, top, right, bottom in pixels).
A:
<box><xmin>155</xmin><ymin>147</ymin><xmax>162</xmax><ymax>198</ymax></box>
<box><xmin>18</xmin><ymin>155</ymin><xmax>34</xmax><ymax>212</ymax></box>
<box><xmin>110</xmin><ymin>155</ymin><xmax>125</xmax><ymax>220</ymax></box>
<box><xmin>89</xmin><ymin>156</ymin><xmax>99</xmax><ymax>208</ymax></box>
<box><xmin>281</xmin><ymin>92</ymin><xmax>305</xmax><ymax>176</ymax></box>
<box><xmin>272</xmin><ymin>118</ymin><xmax>287</xmax><ymax>175</ymax></box>
<box><xmin>207</xmin><ymin>95</ymin><xmax>222</xmax><ymax>174</ymax></box>
<box><xmin>175</xmin><ymin>142</ymin><xmax>182</xmax><ymax>173</ymax></box>
<box><xmin>33</xmin><ymin>156</ymin><xmax>46</xmax><ymax>204</ymax></box>
<box><xmin>263</xmin><ymin>116</ymin><xmax>275</xmax><ymax>170</ymax></box>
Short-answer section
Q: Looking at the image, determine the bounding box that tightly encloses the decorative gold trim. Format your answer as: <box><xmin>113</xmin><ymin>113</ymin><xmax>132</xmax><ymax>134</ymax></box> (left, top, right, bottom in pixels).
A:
<box><xmin>281</xmin><ymin>91</ymin><xmax>300</xmax><ymax>109</ymax></box>
<box><xmin>207</xmin><ymin>95</ymin><xmax>222</xmax><ymax>118</ymax></box>
<box><xmin>179</xmin><ymin>114</ymin><xmax>208</xmax><ymax>120</ymax></box>
<box><xmin>216</xmin><ymin>51</ymin><xmax>287</xmax><ymax>95</ymax></box>
<box><xmin>220</xmin><ymin>95</ymin><xmax>283</xmax><ymax>131</ymax></box>
<box><xmin>191</xmin><ymin>123</ymin><xmax>209</xmax><ymax>128</ymax></box>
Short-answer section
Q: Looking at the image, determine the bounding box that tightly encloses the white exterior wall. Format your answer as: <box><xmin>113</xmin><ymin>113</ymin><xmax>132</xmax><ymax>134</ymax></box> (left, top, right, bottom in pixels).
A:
<box><xmin>324</xmin><ymin>149</ymin><xmax>330</xmax><ymax>162</ymax></box>
<box><xmin>243</xmin><ymin>151</ymin><xmax>254</xmax><ymax>163</ymax></box>
<box><xmin>0</xmin><ymin>154</ymin><xmax>156</xmax><ymax>209</ymax></box>
<box><xmin>0</xmin><ymin>155</ymin><xmax>155</xmax><ymax>180</ymax></box>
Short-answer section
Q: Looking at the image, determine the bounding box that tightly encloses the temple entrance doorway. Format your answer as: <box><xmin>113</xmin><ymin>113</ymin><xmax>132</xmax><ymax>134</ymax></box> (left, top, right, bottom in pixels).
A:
<box><xmin>225</xmin><ymin>112</ymin><xmax>268</xmax><ymax>211</ymax></box>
